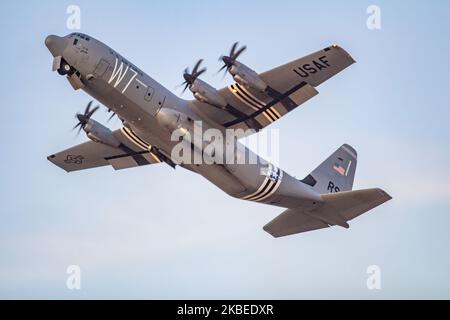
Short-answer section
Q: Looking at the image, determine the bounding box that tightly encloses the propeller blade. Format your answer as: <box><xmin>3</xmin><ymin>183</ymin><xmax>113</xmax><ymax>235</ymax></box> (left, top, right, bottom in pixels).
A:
<box><xmin>218</xmin><ymin>42</ymin><xmax>246</xmax><ymax>78</ymax></box>
<box><xmin>182</xmin><ymin>82</ymin><xmax>189</xmax><ymax>94</ymax></box>
<box><xmin>192</xmin><ymin>59</ymin><xmax>203</xmax><ymax>75</ymax></box>
<box><xmin>73</xmin><ymin>121</ymin><xmax>81</xmax><ymax>131</ymax></box>
<box><xmin>72</xmin><ymin>118</ymin><xmax>83</xmax><ymax>135</ymax></box>
<box><xmin>107</xmin><ymin>112</ymin><xmax>116</xmax><ymax>122</ymax></box>
<box><xmin>73</xmin><ymin>101</ymin><xmax>100</xmax><ymax>134</ymax></box>
<box><xmin>84</xmin><ymin>101</ymin><xmax>93</xmax><ymax>115</ymax></box>
<box><xmin>222</xmin><ymin>67</ymin><xmax>228</xmax><ymax>79</ymax></box>
<box><xmin>195</xmin><ymin>67</ymin><xmax>206</xmax><ymax>78</ymax></box>
<box><xmin>218</xmin><ymin>64</ymin><xmax>227</xmax><ymax>72</ymax></box>
<box><xmin>232</xmin><ymin>45</ymin><xmax>246</xmax><ymax>60</ymax></box>
<box><xmin>230</xmin><ymin>42</ymin><xmax>238</xmax><ymax>58</ymax></box>
<box><xmin>86</xmin><ymin>105</ymin><xmax>99</xmax><ymax>119</ymax></box>
<box><xmin>181</xmin><ymin>59</ymin><xmax>206</xmax><ymax>93</ymax></box>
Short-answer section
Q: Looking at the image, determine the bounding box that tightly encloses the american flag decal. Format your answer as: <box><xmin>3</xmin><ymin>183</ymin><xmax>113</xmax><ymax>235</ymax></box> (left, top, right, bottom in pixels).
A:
<box><xmin>333</xmin><ymin>163</ymin><xmax>346</xmax><ymax>176</ymax></box>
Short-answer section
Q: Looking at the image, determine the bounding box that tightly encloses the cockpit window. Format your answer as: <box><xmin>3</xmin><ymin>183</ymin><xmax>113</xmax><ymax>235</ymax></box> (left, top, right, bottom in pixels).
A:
<box><xmin>70</xmin><ymin>33</ymin><xmax>90</xmax><ymax>41</ymax></box>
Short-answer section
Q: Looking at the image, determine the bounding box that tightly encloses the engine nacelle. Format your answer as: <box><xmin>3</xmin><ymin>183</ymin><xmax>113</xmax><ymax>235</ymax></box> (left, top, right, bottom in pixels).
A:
<box><xmin>230</xmin><ymin>62</ymin><xmax>267</xmax><ymax>92</ymax></box>
<box><xmin>84</xmin><ymin>119</ymin><xmax>121</xmax><ymax>148</ymax></box>
<box><xmin>190</xmin><ymin>78</ymin><xmax>227</xmax><ymax>108</ymax></box>
<box><xmin>157</xmin><ymin>108</ymin><xmax>190</xmax><ymax>132</ymax></box>
<box><xmin>156</xmin><ymin>107</ymin><xmax>217</xmax><ymax>160</ymax></box>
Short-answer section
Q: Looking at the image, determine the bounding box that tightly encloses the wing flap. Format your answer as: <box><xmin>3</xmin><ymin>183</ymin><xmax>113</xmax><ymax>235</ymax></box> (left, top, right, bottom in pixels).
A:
<box><xmin>107</xmin><ymin>154</ymin><xmax>143</xmax><ymax>170</ymax></box>
<box><xmin>222</xmin><ymin>81</ymin><xmax>318</xmax><ymax>129</ymax></box>
<box><xmin>288</xmin><ymin>82</ymin><xmax>318</xmax><ymax>106</ymax></box>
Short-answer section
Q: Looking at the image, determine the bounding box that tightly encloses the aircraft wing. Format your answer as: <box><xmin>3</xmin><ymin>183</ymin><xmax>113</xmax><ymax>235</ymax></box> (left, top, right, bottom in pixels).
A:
<box><xmin>190</xmin><ymin>45</ymin><xmax>355</xmax><ymax>135</ymax></box>
<box><xmin>48</xmin><ymin>127</ymin><xmax>164</xmax><ymax>172</ymax></box>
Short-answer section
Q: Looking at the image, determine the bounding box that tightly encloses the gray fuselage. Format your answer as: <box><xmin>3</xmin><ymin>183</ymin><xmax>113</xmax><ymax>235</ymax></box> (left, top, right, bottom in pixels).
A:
<box><xmin>45</xmin><ymin>33</ymin><xmax>322</xmax><ymax>210</ymax></box>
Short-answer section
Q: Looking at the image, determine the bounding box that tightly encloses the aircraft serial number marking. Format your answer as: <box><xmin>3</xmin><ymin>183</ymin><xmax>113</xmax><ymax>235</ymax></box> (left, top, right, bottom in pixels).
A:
<box><xmin>327</xmin><ymin>181</ymin><xmax>341</xmax><ymax>193</ymax></box>
<box><xmin>64</xmin><ymin>154</ymin><xmax>84</xmax><ymax>164</ymax></box>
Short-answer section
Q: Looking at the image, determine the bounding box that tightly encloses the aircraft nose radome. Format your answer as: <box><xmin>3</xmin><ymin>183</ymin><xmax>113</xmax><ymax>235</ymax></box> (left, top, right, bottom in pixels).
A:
<box><xmin>44</xmin><ymin>35</ymin><xmax>54</xmax><ymax>47</ymax></box>
<box><xmin>45</xmin><ymin>35</ymin><xmax>67</xmax><ymax>57</ymax></box>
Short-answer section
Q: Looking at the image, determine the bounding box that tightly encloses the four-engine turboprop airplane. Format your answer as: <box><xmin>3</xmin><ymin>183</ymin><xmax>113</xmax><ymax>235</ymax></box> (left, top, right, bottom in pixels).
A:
<box><xmin>45</xmin><ymin>33</ymin><xmax>391</xmax><ymax>237</ymax></box>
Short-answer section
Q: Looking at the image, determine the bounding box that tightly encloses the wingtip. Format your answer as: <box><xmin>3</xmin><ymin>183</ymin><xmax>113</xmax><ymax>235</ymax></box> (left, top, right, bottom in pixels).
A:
<box><xmin>46</xmin><ymin>154</ymin><xmax>71</xmax><ymax>173</ymax></box>
<box><xmin>384</xmin><ymin>191</ymin><xmax>393</xmax><ymax>202</ymax></box>
<box><xmin>262</xmin><ymin>225</ymin><xmax>280</xmax><ymax>238</ymax></box>
<box><xmin>374</xmin><ymin>188</ymin><xmax>393</xmax><ymax>202</ymax></box>
<box><xmin>329</xmin><ymin>44</ymin><xmax>356</xmax><ymax>64</ymax></box>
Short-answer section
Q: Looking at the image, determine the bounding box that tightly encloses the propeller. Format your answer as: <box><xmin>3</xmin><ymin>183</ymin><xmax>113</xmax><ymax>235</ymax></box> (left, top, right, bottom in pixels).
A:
<box><xmin>219</xmin><ymin>42</ymin><xmax>246</xmax><ymax>75</ymax></box>
<box><xmin>107</xmin><ymin>109</ymin><xmax>116</xmax><ymax>122</ymax></box>
<box><xmin>73</xmin><ymin>101</ymin><xmax>99</xmax><ymax>134</ymax></box>
<box><xmin>181</xmin><ymin>59</ymin><xmax>206</xmax><ymax>93</ymax></box>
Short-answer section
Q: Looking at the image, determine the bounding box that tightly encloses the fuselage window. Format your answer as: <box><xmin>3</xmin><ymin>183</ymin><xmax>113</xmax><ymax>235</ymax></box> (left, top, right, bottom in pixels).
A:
<box><xmin>73</xmin><ymin>38</ymin><xmax>78</xmax><ymax>45</ymax></box>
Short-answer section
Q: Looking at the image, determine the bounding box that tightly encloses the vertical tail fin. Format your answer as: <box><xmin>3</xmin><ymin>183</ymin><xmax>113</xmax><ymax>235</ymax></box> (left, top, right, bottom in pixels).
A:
<box><xmin>301</xmin><ymin>144</ymin><xmax>357</xmax><ymax>194</ymax></box>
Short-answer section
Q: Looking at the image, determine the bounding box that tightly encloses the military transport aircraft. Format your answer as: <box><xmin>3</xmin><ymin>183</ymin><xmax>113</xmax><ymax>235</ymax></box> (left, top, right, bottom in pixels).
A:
<box><xmin>45</xmin><ymin>33</ymin><xmax>391</xmax><ymax>237</ymax></box>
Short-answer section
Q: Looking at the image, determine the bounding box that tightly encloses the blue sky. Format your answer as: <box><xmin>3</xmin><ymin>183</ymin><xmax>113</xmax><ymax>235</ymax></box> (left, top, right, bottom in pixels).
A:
<box><xmin>0</xmin><ymin>0</ymin><xmax>449</xmax><ymax>299</ymax></box>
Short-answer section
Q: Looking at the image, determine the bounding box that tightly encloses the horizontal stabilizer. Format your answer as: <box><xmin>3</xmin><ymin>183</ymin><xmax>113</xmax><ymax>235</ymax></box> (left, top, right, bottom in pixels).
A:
<box><xmin>263</xmin><ymin>208</ymin><xmax>330</xmax><ymax>237</ymax></box>
<box><xmin>264</xmin><ymin>188</ymin><xmax>392</xmax><ymax>238</ymax></box>
<box><xmin>318</xmin><ymin>188</ymin><xmax>391</xmax><ymax>223</ymax></box>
